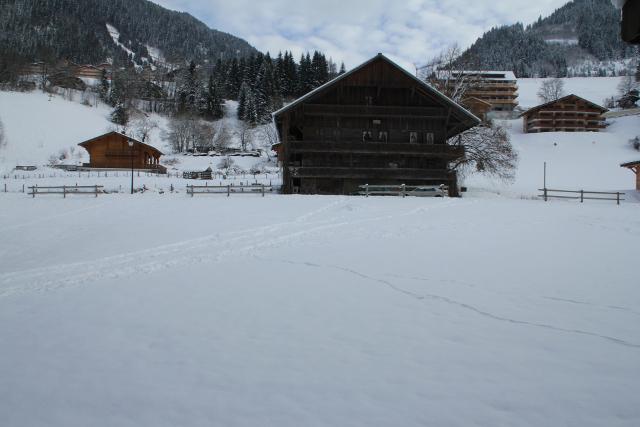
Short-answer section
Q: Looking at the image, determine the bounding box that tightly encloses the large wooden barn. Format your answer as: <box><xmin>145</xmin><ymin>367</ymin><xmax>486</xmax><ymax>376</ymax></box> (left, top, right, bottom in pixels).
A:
<box><xmin>78</xmin><ymin>131</ymin><xmax>166</xmax><ymax>173</ymax></box>
<box><xmin>272</xmin><ymin>53</ymin><xmax>480</xmax><ymax>196</ymax></box>
<box><xmin>520</xmin><ymin>95</ymin><xmax>608</xmax><ymax>133</ymax></box>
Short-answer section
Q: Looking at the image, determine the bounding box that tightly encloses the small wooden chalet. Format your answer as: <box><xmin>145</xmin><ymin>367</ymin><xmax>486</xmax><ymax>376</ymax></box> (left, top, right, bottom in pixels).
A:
<box><xmin>520</xmin><ymin>95</ymin><xmax>608</xmax><ymax>133</ymax></box>
<box><xmin>272</xmin><ymin>53</ymin><xmax>480</xmax><ymax>196</ymax></box>
<box><xmin>78</xmin><ymin>131</ymin><xmax>166</xmax><ymax>173</ymax></box>
<box><xmin>621</xmin><ymin>160</ymin><xmax>640</xmax><ymax>190</ymax></box>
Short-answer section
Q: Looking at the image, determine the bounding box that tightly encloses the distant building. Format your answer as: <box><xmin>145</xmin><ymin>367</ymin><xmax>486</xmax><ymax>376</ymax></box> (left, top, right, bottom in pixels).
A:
<box><xmin>520</xmin><ymin>94</ymin><xmax>608</xmax><ymax>133</ymax></box>
<box><xmin>621</xmin><ymin>160</ymin><xmax>640</xmax><ymax>190</ymax></box>
<box><xmin>461</xmin><ymin>97</ymin><xmax>493</xmax><ymax>122</ymax></box>
<box><xmin>272</xmin><ymin>53</ymin><xmax>479</xmax><ymax>196</ymax></box>
<box><xmin>446</xmin><ymin>71</ymin><xmax>519</xmax><ymax>112</ymax></box>
<box><xmin>78</xmin><ymin>132</ymin><xmax>166</xmax><ymax>173</ymax></box>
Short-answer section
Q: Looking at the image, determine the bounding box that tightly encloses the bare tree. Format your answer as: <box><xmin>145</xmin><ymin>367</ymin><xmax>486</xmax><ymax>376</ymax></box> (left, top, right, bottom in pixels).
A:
<box><xmin>132</xmin><ymin>115</ymin><xmax>159</xmax><ymax>142</ymax></box>
<box><xmin>618</xmin><ymin>74</ymin><xmax>638</xmax><ymax>96</ymax></box>
<box><xmin>0</xmin><ymin>117</ymin><xmax>6</xmax><ymax>149</ymax></box>
<box><xmin>213</xmin><ymin>124</ymin><xmax>233</xmax><ymax>152</ymax></box>
<box><xmin>239</xmin><ymin>121</ymin><xmax>255</xmax><ymax>151</ymax></box>
<box><xmin>421</xmin><ymin>44</ymin><xmax>480</xmax><ymax>103</ymax></box>
<box><xmin>165</xmin><ymin>116</ymin><xmax>193</xmax><ymax>153</ymax></box>
<box><xmin>537</xmin><ymin>78</ymin><xmax>565</xmax><ymax>103</ymax></box>
<box><xmin>449</xmin><ymin>121</ymin><xmax>518</xmax><ymax>182</ymax></box>
<box><xmin>164</xmin><ymin>115</ymin><xmax>216</xmax><ymax>153</ymax></box>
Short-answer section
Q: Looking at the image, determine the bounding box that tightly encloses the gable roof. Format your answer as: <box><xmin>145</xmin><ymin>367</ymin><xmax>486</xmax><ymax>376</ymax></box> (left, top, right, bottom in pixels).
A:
<box><xmin>78</xmin><ymin>131</ymin><xmax>163</xmax><ymax>156</ymax></box>
<box><xmin>621</xmin><ymin>160</ymin><xmax>640</xmax><ymax>168</ymax></box>
<box><xmin>519</xmin><ymin>94</ymin><xmax>608</xmax><ymax>117</ymax></box>
<box><xmin>273</xmin><ymin>53</ymin><xmax>480</xmax><ymax>130</ymax></box>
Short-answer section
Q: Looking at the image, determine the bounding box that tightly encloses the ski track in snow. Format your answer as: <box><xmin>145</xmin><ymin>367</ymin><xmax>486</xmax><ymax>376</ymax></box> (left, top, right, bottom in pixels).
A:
<box><xmin>0</xmin><ymin>198</ymin><xmax>463</xmax><ymax>298</ymax></box>
<box><xmin>258</xmin><ymin>257</ymin><xmax>640</xmax><ymax>349</ymax></box>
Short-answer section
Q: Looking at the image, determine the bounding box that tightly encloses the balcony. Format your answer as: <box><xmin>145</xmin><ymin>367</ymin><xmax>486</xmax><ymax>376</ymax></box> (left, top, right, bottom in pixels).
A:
<box><xmin>288</xmin><ymin>167</ymin><xmax>453</xmax><ymax>180</ymax></box>
<box><xmin>302</xmin><ymin>104</ymin><xmax>446</xmax><ymax>118</ymax></box>
<box><xmin>288</xmin><ymin>141</ymin><xmax>464</xmax><ymax>158</ymax></box>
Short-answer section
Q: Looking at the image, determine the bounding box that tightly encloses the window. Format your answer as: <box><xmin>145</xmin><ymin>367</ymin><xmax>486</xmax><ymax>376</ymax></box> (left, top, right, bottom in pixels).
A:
<box><xmin>425</xmin><ymin>132</ymin><xmax>435</xmax><ymax>144</ymax></box>
<box><xmin>362</xmin><ymin>131</ymin><xmax>373</xmax><ymax>143</ymax></box>
<box><xmin>365</xmin><ymin>96</ymin><xmax>374</xmax><ymax>105</ymax></box>
<box><xmin>378</xmin><ymin>131</ymin><xmax>388</xmax><ymax>142</ymax></box>
<box><xmin>409</xmin><ymin>131</ymin><xmax>418</xmax><ymax>144</ymax></box>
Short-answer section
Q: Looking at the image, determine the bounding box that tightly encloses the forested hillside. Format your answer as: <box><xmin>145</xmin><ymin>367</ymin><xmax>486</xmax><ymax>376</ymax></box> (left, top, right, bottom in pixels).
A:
<box><xmin>459</xmin><ymin>0</ymin><xmax>638</xmax><ymax>77</ymax></box>
<box><xmin>0</xmin><ymin>0</ymin><xmax>256</xmax><ymax>65</ymax></box>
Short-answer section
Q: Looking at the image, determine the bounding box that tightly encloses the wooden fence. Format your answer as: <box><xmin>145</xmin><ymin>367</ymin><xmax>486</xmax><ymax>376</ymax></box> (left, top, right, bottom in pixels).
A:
<box><xmin>539</xmin><ymin>188</ymin><xmax>625</xmax><ymax>205</ymax></box>
<box><xmin>29</xmin><ymin>185</ymin><xmax>104</xmax><ymax>198</ymax></box>
<box><xmin>358</xmin><ymin>184</ymin><xmax>447</xmax><ymax>198</ymax></box>
<box><xmin>187</xmin><ymin>184</ymin><xmax>277</xmax><ymax>197</ymax></box>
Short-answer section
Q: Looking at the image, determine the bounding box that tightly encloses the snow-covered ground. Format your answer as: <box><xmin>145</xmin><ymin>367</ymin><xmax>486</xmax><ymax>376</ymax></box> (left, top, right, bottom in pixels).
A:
<box><xmin>1</xmin><ymin>78</ymin><xmax>640</xmax><ymax>426</ymax></box>
<box><xmin>0</xmin><ymin>194</ymin><xmax>639</xmax><ymax>426</ymax></box>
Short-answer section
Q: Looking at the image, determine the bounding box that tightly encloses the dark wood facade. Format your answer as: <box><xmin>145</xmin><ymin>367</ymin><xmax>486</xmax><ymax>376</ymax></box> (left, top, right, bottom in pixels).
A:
<box><xmin>621</xmin><ymin>160</ymin><xmax>640</xmax><ymax>190</ymax></box>
<box><xmin>273</xmin><ymin>54</ymin><xmax>479</xmax><ymax>196</ymax></box>
<box><xmin>520</xmin><ymin>94</ymin><xmax>608</xmax><ymax>133</ymax></box>
<box><xmin>78</xmin><ymin>132</ymin><xmax>166</xmax><ymax>173</ymax></box>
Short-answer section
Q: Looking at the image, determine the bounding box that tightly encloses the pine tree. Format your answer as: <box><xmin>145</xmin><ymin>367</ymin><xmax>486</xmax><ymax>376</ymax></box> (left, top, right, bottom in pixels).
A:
<box><xmin>339</xmin><ymin>62</ymin><xmax>346</xmax><ymax>75</ymax></box>
<box><xmin>98</xmin><ymin>69</ymin><xmax>110</xmax><ymax>103</ymax></box>
<box><xmin>237</xmin><ymin>81</ymin><xmax>250</xmax><ymax>120</ymax></box>
<box><xmin>177</xmin><ymin>61</ymin><xmax>201</xmax><ymax>114</ymax></box>
<box><xmin>200</xmin><ymin>74</ymin><xmax>224</xmax><ymax>120</ymax></box>
<box><xmin>110</xmin><ymin>102</ymin><xmax>129</xmax><ymax>127</ymax></box>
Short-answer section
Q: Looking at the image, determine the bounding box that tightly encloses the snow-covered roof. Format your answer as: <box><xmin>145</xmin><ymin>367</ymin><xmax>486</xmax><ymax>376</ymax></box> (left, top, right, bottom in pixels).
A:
<box><xmin>449</xmin><ymin>70</ymin><xmax>517</xmax><ymax>81</ymax></box>
<box><xmin>519</xmin><ymin>94</ymin><xmax>608</xmax><ymax>117</ymax></box>
<box><xmin>78</xmin><ymin>131</ymin><xmax>164</xmax><ymax>156</ymax></box>
<box><xmin>273</xmin><ymin>53</ymin><xmax>480</xmax><ymax>128</ymax></box>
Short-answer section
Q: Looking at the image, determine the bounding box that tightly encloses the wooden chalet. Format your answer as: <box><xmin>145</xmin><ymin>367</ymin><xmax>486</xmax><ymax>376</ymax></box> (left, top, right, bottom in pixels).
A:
<box><xmin>78</xmin><ymin>132</ymin><xmax>166</xmax><ymax>173</ymax></box>
<box><xmin>273</xmin><ymin>53</ymin><xmax>480</xmax><ymax>196</ymax></box>
<box><xmin>520</xmin><ymin>95</ymin><xmax>608</xmax><ymax>133</ymax></box>
<box><xmin>621</xmin><ymin>160</ymin><xmax>640</xmax><ymax>190</ymax></box>
<box><xmin>447</xmin><ymin>71</ymin><xmax>519</xmax><ymax>112</ymax></box>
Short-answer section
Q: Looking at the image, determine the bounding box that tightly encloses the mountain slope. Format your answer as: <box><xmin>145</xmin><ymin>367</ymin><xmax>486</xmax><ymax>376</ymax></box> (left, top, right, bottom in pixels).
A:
<box><xmin>0</xmin><ymin>0</ymin><xmax>257</xmax><ymax>66</ymax></box>
<box><xmin>459</xmin><ymin>0</ymin><xmax>638</xmax><ymax>77</ymax></box>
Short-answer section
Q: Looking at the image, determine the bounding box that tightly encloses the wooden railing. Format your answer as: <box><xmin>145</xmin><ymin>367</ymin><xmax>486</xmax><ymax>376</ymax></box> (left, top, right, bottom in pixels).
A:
<box><xmin>303</xmin><ymin>104</ymin><xmax>445</xmax><ymax>117</ymax></box>
<box><xmin>187</xmin><ymin>184</ymin><xmax>277</xmax><ymax>197</ymax></box>
<box><xmin>539</xmin><ymin>188</ymin><xmax>625</xmax><ymax>205</ymax></box>
<box><xmin>29</xmin><ymin>185</ymin><xmax>103</xmax><ymax>198</ymax></box>
<box><xmin>358</xmin><ymin>184</ymin><xmax>448</xmax><ymax>197</ymax></box>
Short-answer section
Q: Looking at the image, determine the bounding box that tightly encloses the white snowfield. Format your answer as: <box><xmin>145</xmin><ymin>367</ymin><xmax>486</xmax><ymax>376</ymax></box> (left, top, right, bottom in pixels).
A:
<box><xmin>0</xmin><ymin>194</ymin><xmax>639</xmax><ymax>426</ymax></box>
<box><xmin>1</xmin><ymin>77</ymin><xmax>640</xmax><ymax>426</ymax></box>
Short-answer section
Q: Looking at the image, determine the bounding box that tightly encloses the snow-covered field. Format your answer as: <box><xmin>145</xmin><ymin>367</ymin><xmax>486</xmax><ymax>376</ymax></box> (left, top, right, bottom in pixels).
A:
<box><xmin>1</xmin><ymin>77</ymin><xmax>640</xmax><ymax>426</ymax></box>
<box><xmin>1</xmin><ymin>194</ymin><xmax>639</xmax><ymax>426</ymax></box>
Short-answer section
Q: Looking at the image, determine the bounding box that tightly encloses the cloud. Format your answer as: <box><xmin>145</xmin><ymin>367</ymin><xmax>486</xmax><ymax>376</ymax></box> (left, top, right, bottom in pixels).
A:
<box><xmin>153</xmin><ymin>0</ymin><xmax>568</xmax><ymax>69</ymax></box>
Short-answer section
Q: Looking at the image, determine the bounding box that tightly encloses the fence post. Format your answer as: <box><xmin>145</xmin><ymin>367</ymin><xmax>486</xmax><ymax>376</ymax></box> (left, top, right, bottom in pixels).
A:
<box><xmin>544</xmin><ymin>187</ymin><xmax>548</xmax><ymax>202</ymax></box>
<box><xmin>401</xmin><ymin>184</ymin><xmax>406</xmax><ymax>198</ymax></box>
<box><xmin>227</xmin><ymin>185</ymin><xmax>230</xmax><ymax>197</ymax></box>
<box><xmin>262</xmin><ymin>184</ymin><xmax>265</xmax><ymax>197</ymax></box>
<box><xmin>365</xmin><ymin>184</ymin><xmax>369</xmax><ymax>197</ymax></box>
<box><xmin>617</xmin><ymin>192</ymin><xmax>620</xmax><ymax>206</ymax></box>
<box><xmin>580</xmin><ymin>190</ymin><xmax>584</xmax><ymax>203</ymax></box>
<box><xmin>3</xmin><ymin>183</ymin><xmax>6</xmax><ymax>193</ymax></box>
<box><xmin>33</xmin><ymin>184</ymin><xmax>37</xmax><ymax>198</ymax></box>
<box><xmin>95</xmin><ymin>185</ymin><xmax>98</xmax><ymax>197</ymax></box>
<box><xmin>22</xmin><ymin>184</ymin><xmax>25</xmax><ymax>193</ymax></box>
<box><xmin>63</xmin><ymin>185</ymin><xmax>66</xmax><ymax>198</ymax></box>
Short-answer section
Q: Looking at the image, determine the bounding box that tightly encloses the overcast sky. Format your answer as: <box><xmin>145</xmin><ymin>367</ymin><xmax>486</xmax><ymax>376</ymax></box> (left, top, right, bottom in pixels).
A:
<box><xmin>153</xmin><ymin>0</ymin><xmax>569</xmax><ymax>69</ymax></box>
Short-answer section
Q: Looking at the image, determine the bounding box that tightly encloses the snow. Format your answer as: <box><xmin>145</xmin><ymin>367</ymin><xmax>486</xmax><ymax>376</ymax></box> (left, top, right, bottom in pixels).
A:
<box><xmin>1</xmin><ymin>76</ymin><xmax>640</xmax><ymax>426</ymax></box>
<box><xmin>464</xmin><ymin>114</ymin><xmax>640</xmax><ymax>195</ymax></box>
<box><xmin>106</xmin><ymin>23</ymin><xmax>135</xmax><ymax>59</ymax></box>
<box><xmin>545</xmin><ymin>38</ymin><xmax>579</xmax><ymax>45</ymax></box>
<box><xmin>0</xmin><ymin>193</ymin><xmax>639</xmax><ymax>427</ymax></box>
